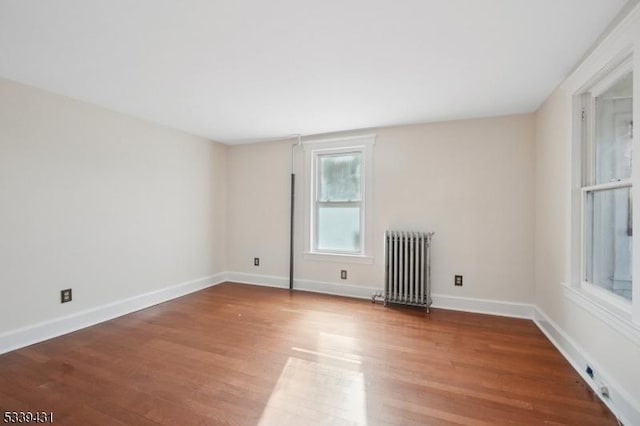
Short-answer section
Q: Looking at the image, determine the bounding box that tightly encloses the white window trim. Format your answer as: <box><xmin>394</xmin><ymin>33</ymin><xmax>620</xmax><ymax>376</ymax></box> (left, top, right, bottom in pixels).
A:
<box><xmin>303</xmin><ymin>134</ymin><xmax>375</xmax><ymax>264</ymax></box>
<box><xmin>567</xmin><ymin>47</ymin><xmax>639</xmax><ymax>326</ymax></box>
<box><xmin>561</xmin><ymin>281</ymin><xmax>640</xmax><ymax>347</ymax></box>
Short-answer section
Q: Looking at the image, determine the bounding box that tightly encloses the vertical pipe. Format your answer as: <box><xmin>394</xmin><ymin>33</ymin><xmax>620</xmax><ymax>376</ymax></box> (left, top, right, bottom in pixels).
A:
<box><xmin>289</xmin><ymin>135</ymin><xmax>301</xmax><ymax>292</ymax></box>
<box><xmin>289</xmin><ymin>172</ymin><xmax>295</xmax><ymax>290</ymax></box>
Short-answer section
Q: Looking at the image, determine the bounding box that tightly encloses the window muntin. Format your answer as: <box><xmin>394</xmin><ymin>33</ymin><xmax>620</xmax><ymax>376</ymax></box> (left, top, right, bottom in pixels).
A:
<box><xmin>581</xmin><ymin>63</ymin><xmax>634</xmax><ymax>304</ymax></box>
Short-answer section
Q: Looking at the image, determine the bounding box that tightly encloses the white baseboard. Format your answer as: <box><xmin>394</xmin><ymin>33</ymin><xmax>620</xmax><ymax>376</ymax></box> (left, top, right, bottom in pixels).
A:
<box><xmin>0</xmin><ymin>272</ymin><xmax>226</xmax><ymax>355</ymax></box>
<box><xmin>534</xmin><ymin>307</ymin><xmax>640</xmax><ymax>426</ymax></box>
<box><xmin>226</xmin><ymin>271</ymin><xmax>380</xmax><ymax>300</ymax></box>
<box><xmin>226</xmin><ymin>271</ymin><xmax>290</xmax><ymax>290</ymax></box>
<box><xmin>226</xmin><ymin>272</ymin><xmax>534</xmax><ymax>318</ymax></box>
<box><xmin>431</xmin><ymin>293</ymin><xmax>535</xmax><ymax>319</ymax></box>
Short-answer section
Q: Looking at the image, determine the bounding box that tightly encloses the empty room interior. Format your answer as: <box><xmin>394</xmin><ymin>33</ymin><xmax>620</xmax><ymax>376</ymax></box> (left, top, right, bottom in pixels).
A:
<box><xmin>2</xmin><ymin>1</ymin><xmax>640</xmax><ymax>425</ymax></box>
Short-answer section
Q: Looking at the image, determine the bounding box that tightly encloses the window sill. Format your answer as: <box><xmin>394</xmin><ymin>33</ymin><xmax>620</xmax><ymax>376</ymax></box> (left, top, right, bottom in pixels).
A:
<box><xmin>580</xmin><ymin>281</ymin><xmax>632</xmax><ymax>314</ymax></box>
<box><xmin>561</xmin><ymin>282</ymin><xmax>640</xmax><ymax>346</ymax></box>
<box><xmin>303</xmin><ymin>252</ymin><xmax>374</xmax><ymax>264</ymax></box>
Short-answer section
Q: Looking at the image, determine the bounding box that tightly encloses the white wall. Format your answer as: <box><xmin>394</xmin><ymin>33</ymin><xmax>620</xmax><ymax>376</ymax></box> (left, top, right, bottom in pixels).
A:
<box><xmin>0</xmin><ymin>78</ymin><xmax>227</xmax><ymax>335</ymax></box>
<box><xmin>227</xmin><ymin>114</ymin><xmax>536</xmax><ymax>304</ymax></box>
<box><xmin>535</xmin><ymin>81</ymin><xmax>640</xmax><ymax>422</ymax></box>
<box><xmin>533</xmin><ymin>5</ymin><xmax>640</xmax><ymax>418</ymax></box>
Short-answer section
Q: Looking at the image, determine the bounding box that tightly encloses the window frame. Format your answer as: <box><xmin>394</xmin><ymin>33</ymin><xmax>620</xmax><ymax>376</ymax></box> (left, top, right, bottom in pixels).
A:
<box><xmin>571</xmin><ymin>53</ymin><xmax>638</xmax><ymax>323</ymax></box>
<box><xmin>303</xmin><ymin>134</ymin><xmax>375</xmax><ymax>264</ymax></box>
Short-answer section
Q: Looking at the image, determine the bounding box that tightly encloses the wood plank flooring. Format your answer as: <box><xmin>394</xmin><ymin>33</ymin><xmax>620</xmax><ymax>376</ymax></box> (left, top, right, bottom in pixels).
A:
<box><xmin>0</xmin><ymin>283</ymin><xmax>617</xmax><ymax>425</ymax></box>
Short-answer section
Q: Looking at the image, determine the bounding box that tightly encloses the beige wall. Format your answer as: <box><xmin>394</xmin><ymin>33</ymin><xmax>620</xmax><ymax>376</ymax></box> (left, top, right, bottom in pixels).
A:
<box><xmin>227</xmin><ymin>114</ymin><xmax>536</xmax><ymax>303</ymax></box>
<box><xmin>532</xmin><ymin>5</ymin><xmax>640</xmax><ymax>412</ymax></box>
<box><xmin>534</xmin><ymin>89</ymin><xmax>570</xmax><ymax>321</ymax></box>
<box><xmin>0</xmin><ymin>78</ymin><xmax>227</xmax><ymax>334</ymax></box>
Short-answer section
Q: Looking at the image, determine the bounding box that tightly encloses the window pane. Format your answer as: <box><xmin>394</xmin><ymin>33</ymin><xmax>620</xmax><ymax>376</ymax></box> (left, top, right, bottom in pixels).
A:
<box><xmin>319</xmin><ymin>153</ymin><xmax>361</xmax><ymax>201</ymax></box>
<box><xmin>594</xmin><ymin>71</ymin><xmax>633</xmax><ymax>184</ymax></box>
<box><xmin>586</xmin><ymin>187</ymin><xmax>633</xmax><ymax>300</ymax></box>
<box><xmin>317</xmin><ymin>205</ymin><xmax>360</xmax><ymax>252</ymax></box>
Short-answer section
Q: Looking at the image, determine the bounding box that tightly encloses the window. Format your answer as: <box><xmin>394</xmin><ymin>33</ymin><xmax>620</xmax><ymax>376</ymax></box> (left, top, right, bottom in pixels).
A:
<box><xmin>316</xmin><ymin>152</ymin><xmax>362</xmax><ymax>252</ymax></box>
<box><xmin>303</xmin><ymin>135</ymin><xmax>374</xmax><ymax>263</ymax></box>
<box><xmin>579</xmin><ymin>57</ymin><xmax>634</xmax><ymax>310</ymax></box>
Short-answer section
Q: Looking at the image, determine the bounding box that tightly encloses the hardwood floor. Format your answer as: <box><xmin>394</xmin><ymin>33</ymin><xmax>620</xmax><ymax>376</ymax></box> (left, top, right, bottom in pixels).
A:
<box><xmin>0</xmin><ymin>283</ymin><xmax>617</xmax><ymax>425</ymax></box>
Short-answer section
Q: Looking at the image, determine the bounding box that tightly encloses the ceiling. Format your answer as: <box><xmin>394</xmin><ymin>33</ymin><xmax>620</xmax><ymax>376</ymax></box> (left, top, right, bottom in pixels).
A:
<box><xmin>0</xmin><ymin>0</ymin><xmax>630</xmax><ymax>144</ymax></box>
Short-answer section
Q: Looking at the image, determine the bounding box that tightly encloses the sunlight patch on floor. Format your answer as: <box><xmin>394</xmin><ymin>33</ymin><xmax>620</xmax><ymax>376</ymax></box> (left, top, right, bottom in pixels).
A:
<box><xmin>291</xmin><ymin>346</ymin><xmax>362</xmax><ymax>364</ymax></box>
<box><xmin>257</xmin><ymin>356</ymin><xmax>367</xmax><ymax>426</ymax></box>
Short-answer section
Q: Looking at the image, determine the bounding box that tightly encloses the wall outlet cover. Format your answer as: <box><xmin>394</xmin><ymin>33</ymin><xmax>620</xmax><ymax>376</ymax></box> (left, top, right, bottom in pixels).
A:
<box><xmin>61</xmin><ymin>289</ymin><xmax>72</xmax><ymax>303</ymax></box>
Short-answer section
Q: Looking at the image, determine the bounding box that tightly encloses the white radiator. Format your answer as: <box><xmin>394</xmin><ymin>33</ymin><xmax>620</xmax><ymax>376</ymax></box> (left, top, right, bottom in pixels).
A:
<box><xmin>384</xmin><ymin>231</ymin><xmax>434</xmax><ymax>311</ymax></box>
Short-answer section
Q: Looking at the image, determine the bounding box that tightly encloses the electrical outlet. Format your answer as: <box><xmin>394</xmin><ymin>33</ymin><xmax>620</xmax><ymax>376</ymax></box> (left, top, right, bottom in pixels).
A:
<box><xmin>340</xmin><ymin>270</ymin><xmax>347</xmax><ymax>280</ymax></box>
<box><xmin>254</xmin><ymin>257</ymin><xmax>260</xmax><ymax>266</ymax></box>
<box><xmin>454</xmin><ymin>275</ymin><xmax>463</xmax><ymax>286</ymax></box>
<box><xmin>61</xmin><ymin>289</ymin><xmax>72</xmax><ymax>303</ymax></box>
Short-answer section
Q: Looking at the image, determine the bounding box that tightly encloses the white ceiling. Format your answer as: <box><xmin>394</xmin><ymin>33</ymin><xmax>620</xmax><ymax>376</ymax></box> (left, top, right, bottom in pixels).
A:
<box><xmin>0</xmin><ymin>0</ymin><xmax>630</xmax><ymax>144</ymax></box>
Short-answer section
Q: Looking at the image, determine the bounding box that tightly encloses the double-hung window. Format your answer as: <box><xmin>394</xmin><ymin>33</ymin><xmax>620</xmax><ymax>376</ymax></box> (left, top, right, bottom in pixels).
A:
<box><xmin>303</xmin><ymin>135</ymin><xmax>374</xmax><ymax>263</ymax></box>
<box><xmin>578</xmin><ymin>56</ymin><xmax>634</xmax><ymax>311</ymax></box>
<box><xmin>316</xmin><ymin>151</ymin><xmax>363</xmax><ymax>253</ymax></box>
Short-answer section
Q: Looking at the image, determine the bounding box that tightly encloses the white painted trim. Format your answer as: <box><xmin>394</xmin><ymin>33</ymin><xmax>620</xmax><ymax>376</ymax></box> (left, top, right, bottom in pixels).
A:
<box><xmin>226</xmin><ymin>271</ymin><xmax>379</xmax><ymax>300</ymax></box>
<box><xmin>430</xmin><ymin>294</ymin><xmax>535</xmax><ymax>319</ymax></box>
<box><xmin>562</xmin><ymin>282</ymin><xmax>640</xmax><ymax>346</ymax></box>
<box><xmin>581</xmin><ymin>179</ymin><xmax>632</xmax><ymax>192</ymax></box>
<box><xmin>534</xmin><ymin>306</ymin><xmax>640</xmax><ymax>426</ymax></box>
<box><xmin>301</xmin><ymin>133</ymin><xmax>378</xmax><ymax>146</ymax></box>
<box><xmin>589</xmin><ymin>55</ymin><xmax>634</xmax><ymax>97</ymax></box>
<box><xmin>579</xmin><ymin>280</ymin><xmax>633</xmax><ymax>315</ymax></box>
<box><xmin>302</xmin><ymin>252</ymin><xmax>374</xmax><ymax>264</ymax></box>
<box><xmin>226</xmin><ymin>271</ymin><xmax>534</xmax><ymax>319</ymax></box>
<box><xmin>295</xmin><ymin>278</ymin><xmax>379</xmax><ymax>300</ymax></box>
<box><xmin>0</xmin><ymin>273</ymin><xmax>227</xmax><ymax>355</ymax></box>
<box><xmin>226</xmin><ymin>271</ymin><xmax>289</xmax><ymax>289</ymax></box>
<box><xmin>562</xmin><ymin>4</ymin><xmax>639</xmax><ymax>93</ymax></box>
